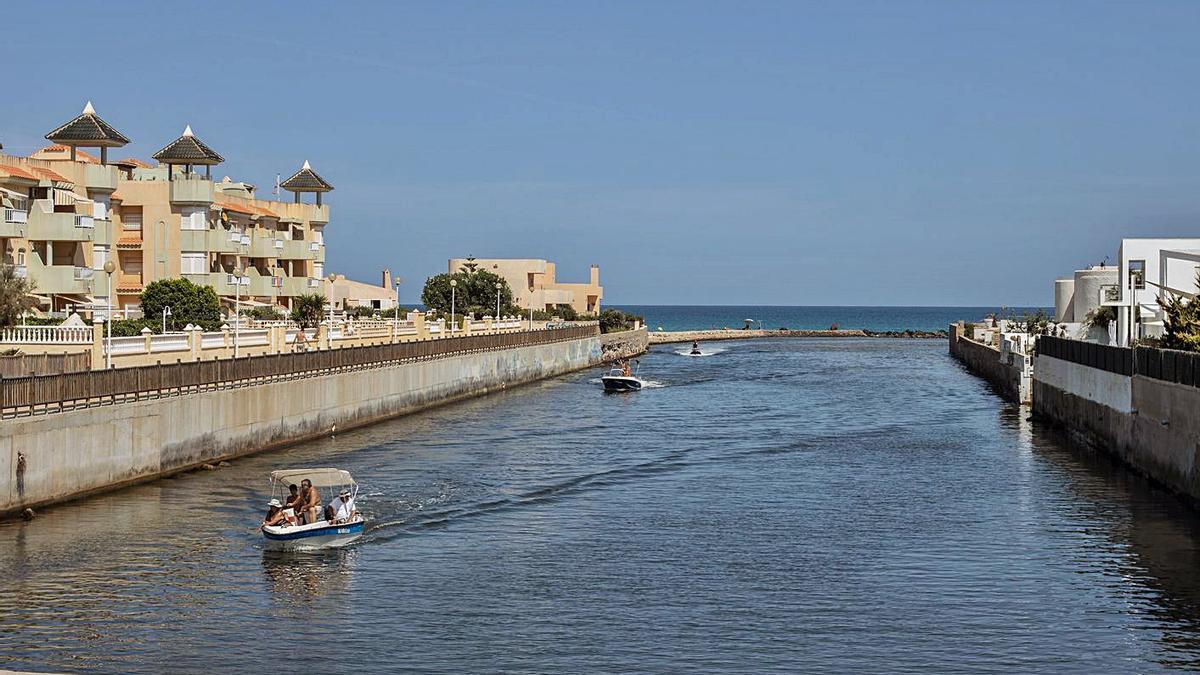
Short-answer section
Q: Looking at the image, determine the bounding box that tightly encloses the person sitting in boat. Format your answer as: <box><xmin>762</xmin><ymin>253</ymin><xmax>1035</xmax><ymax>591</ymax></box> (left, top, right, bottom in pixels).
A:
<box><xmin>621</xmin><ymin>360</ymin><xmax>632</xmax><ymax>377</ymax></box>
<box><xmin>283</xmin><ymin>483</ymin><xmax>301</xmax><ymax>510</ymax></box>
<box><xmin>262</xmin><ymin>499</ymin><xmax>288</xmax><ymax>527</ymax></box>
<box><xmin>296</xmin><ymin>479</ymin><xmax>322</xmax><ymax>525</ymax></box>
<box><xmin>325</xmin><ymin>489</ymin><xmax>357</xmax><ymax>524</ymax></box>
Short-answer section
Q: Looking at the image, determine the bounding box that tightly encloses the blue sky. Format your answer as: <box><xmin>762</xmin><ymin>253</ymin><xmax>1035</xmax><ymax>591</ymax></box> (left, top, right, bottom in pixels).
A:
<box><xmin>4</xmin><ymin>1</ymin><xmax>1200</xmax><ymax>305</ymax></box>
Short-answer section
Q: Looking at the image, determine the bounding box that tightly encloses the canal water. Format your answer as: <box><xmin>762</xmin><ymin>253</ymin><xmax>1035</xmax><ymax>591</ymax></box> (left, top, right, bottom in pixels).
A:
<box><xmin>4</xmin><ymin>338</ymin><xmax>1200</xmax><ymax>673</ymax></box>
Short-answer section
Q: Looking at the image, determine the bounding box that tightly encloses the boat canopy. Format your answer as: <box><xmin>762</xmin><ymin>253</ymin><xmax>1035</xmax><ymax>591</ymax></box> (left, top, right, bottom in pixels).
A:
<box><xmin>268</xmin><ymin>468</ymin><xmax>356</xmax><ymax>488</ymax></box>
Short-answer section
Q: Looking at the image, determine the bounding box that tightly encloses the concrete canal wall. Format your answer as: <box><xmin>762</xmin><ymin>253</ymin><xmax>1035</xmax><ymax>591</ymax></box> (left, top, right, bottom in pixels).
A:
<box><xmin>1032</xmin><ymin>348</ymin><xmax>1200</xmax><ymax>501</ymax></box>
<box><xmin>948</xmin><ymin>323</ymin><xmax>1025</xmax><ymax>404</ymax></box>
<box><xmin>1</xmin><ymin>334</ymin><xmax>601</xmax><ymax>516</ymax></box>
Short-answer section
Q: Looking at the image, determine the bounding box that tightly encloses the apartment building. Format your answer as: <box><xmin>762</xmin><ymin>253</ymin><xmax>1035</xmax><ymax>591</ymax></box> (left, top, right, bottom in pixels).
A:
<box><xmin>448</xmin><ymin>258</ymin><xmax>602</xmax><ymax>314</ymax></box>
<box><xmin>0</xmin><ymin>102</ymin><xmax>332</xmax><ymax>316</ymax></box>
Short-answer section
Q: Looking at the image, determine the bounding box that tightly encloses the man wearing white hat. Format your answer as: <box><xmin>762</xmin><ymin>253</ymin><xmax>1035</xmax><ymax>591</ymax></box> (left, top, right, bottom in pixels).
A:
<box><xmin>325</xmin><ymin>489</ymin><xmax>357</xmax><ymax>524</ymax></box>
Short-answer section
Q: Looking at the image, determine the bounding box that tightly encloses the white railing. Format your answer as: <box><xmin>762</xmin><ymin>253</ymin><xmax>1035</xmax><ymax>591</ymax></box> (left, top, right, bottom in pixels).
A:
<box><xmin>201</xmin><ymin>333</ymin><xmax>226</xmax><ymax>349</ymax></box>
<box><xmin>107</xmin><ymin>335</ymin><xmax>146</xmax><ymax>355</ymax></box>
<box><xmin>3</xmin><ymin>209</ymin><xmax>27</xmax><ymax>224</ymax></box>
<box><xmin>238</xmin><ymin>329</ymin><xmax>270</xmax><ymax>346</ymax></box>
<box><xmin>150</xmin><ymin>333</ymin><xmax>189</xmax><ymax>353</ymax></box>
<box><xmin>0</xmin><ymin>324</ymin><xmax>92</xmax><ymax>344</ymax></box>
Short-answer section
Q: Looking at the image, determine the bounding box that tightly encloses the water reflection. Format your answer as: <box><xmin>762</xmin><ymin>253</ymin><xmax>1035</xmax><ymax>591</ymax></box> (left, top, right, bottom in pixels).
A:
<box><xmin>261</xmin><ymin>549</ymin><xmax>357</xmax><ymax>601</ymax></box>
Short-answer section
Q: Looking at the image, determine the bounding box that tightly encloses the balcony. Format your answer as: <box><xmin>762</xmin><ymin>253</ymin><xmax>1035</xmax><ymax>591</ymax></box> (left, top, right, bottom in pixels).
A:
<box><xmin>250</xmin><ymin>236</ymin><xmax>285</xmax><ymax>258</ymax></box>
<box><xmin>279</xmin><ymin>239</ymin><xmax>315</xmax><ymax>260</ymax></box>
<box><xmin>26</xmin><ymin>258</ymin><xmax>94</xmax><ymax>295</ymax></box>
<box><xmin>28</xmin><ymin>205</ymin><xmax>95</xmax><ymax>242</ymax></box>
<box><xmin>84</xmin><ymin>164</ymin><xmax>119</xmax><ymax>192</ymax></box>
<box><xmin>92</xmin><ymin>221</ymin><xmax>114</xmax><ymax>246</ymax></box>
<box><xmin>0</xmin><ymin>209</ymin><xmax>27</xmax><ymax>237</ymax></box>
<box><xmin>246</xmin><ymin>273</ymin><xmax>283</xmax><ymax>296</ymax></box>
<box><xmin>279</xmin><ymin>276</ymin><xmax>311</xmax><ymax>297</ymax></box>
<box><xmin>207</xmin><ymin>229</ymin><xmax>246</xmax><ymax>254</ymax></box>
<box><xmin>169</xmin><ymin>177</ymin><xmax>214</xmax><ymax>204</ymax></box>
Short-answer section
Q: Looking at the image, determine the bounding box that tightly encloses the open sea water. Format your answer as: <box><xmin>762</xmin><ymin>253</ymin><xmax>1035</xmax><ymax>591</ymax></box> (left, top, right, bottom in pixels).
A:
<box><xmin>613</xmin><ymin>305</ymin><xmax>1050</xmax><ymax>332</ymax></box>
<box><xmin>3</xmin><ymin>337</ymin><xmax>1200</xmax><ymax>673</ymax></box>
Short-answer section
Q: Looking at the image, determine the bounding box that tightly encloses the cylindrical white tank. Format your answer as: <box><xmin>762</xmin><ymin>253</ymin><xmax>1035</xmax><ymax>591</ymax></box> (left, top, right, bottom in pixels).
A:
<box><xmin>1054</xmin><ymin>278</ymin><xmax>1076</xmax><ymax>322</ymax></box>
<box><xmin>1073</xmin><ymin>267</ymin><xmax>1118</xmax><ymax>322</ymax></box>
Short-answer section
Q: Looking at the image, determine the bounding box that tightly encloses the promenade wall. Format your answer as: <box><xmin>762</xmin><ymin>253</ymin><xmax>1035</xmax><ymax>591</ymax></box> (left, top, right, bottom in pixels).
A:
<box><xmin>948</xmin><ymin>323</ymin><xmax>1026</xmax><ymax>404</ymax></box>
<box><xmin>1032</xmin><ymin>336</ymin><xmax>1200</xmax><ymax>501</ymax></box>
<box><xmin>1</xmin><ymin>332</ymin><xmax>601</xmax><ymax>516</ymax></box>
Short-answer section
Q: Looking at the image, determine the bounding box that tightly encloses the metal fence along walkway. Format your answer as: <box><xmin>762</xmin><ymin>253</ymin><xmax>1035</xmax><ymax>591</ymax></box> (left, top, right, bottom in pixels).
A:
<box><xmin>0</xmin><ymin>325</ymin><xmax>598</xmax><ymax>417</ymax></box>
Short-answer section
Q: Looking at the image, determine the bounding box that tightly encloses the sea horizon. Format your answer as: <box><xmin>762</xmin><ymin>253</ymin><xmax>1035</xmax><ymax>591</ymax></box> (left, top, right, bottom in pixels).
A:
<box><xmin>608</xmin><ymin>304</ymin><xmax>1050</xmax><ymax>333</ymax></box>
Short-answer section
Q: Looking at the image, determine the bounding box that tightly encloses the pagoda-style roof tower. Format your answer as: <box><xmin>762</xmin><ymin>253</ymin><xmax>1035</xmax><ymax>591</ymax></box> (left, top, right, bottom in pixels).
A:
<box><xmin>152</xmin><ymin>125</ymin><xmax>224</xmax><ymax>179</ymax></box>
<box><xmin>44</xmin><ymin>101</ymin><xmax>130</xmax><ymax>164</ymax></box>
<box><xmin>281</xmin><ymin>160</ymin><xmax>334</xmax><ymax>205</ymax></box>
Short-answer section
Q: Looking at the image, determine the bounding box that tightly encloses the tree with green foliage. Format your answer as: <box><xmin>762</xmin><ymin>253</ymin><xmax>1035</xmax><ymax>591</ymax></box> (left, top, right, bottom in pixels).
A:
<box><xmin>1159</xmin><ymin>272</ymin><xmax>1200</xmax><ymax>351</ymax></box>
<box><xmin>0</xmin><ymin>266</ymin><xmax>39</xmax><ymax>327</ymax></box>
<box><xmin>422</xmin><ymin>269</ymin><xmax>519</xmax><ymax>318</ymax></box>
<box><xmin>140</xmin><ymin>278</ymin><xmax>222</xmax><ymax>331</ymax></box>
<box><xmin>291</xmin><ymin>293</ymin><xmax>326</xmax><ymax>328</ymax></box>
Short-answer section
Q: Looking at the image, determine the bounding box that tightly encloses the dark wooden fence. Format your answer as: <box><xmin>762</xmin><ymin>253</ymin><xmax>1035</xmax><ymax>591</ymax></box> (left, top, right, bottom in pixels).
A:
<box><xmin>1036</xmin><ymin>336</ymin><xmax>1132</xmax><ymax>376</ymax></box>
<box><xmin>1038</xmin><ymin>335</ymin><xmax>1200</xmax><ymax>387</ymax></box>
<box><xmin>0</xmin><ymin>352</ymin><xmax>91</xmax><ymax>377</ymax></box>
<box><xmin>1136</xmin><ymin>346</ymin><xmax>1200</xmax><ymax>388</ymax></box>
<box><xmin>0</xmin><ymin>325</ymin><xmax>597</xmax><ymax>416</ymax></box>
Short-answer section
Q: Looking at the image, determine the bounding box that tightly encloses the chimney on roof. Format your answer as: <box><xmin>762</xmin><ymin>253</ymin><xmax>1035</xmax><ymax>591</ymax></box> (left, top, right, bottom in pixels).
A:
<box><xmin>382</xmin><ymin>268</ymin><xmax>392</xmax><ymax>290</ymax></box>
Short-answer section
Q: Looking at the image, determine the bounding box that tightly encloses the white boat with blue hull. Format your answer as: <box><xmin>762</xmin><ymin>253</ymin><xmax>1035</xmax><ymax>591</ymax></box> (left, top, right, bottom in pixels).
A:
<box><xmin>260</xmin><ymin>468</ymin><xmax>365</xmax><ymax>551</ymax></box>
<box><xmin>601</xmin><ymin>360</ymin><xmax>645</xmax><ymax>392</ymax></box>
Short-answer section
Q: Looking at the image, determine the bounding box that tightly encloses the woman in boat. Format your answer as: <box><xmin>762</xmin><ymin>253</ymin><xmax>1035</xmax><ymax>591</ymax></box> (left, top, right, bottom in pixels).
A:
<box><xmin>622</xmin><ymin>360</ymin><xmax>632</xmax><ymax>377</ymax></box>
<box><xmin>262</xmin><ymin>499</ymin><xmax>287</xmax><ymax>527</ymax></box>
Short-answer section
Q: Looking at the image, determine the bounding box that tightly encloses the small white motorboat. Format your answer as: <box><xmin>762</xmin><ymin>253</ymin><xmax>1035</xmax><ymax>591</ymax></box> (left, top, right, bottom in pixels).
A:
<box><xmin>260</xmin><ymin>468</ymin><xmax>365</xmax><ymax>551</ymax></box>
<box><xmin>601</xmin><ymin>360</ymin><xmax>645</xmax><ymax>392</ymax></box>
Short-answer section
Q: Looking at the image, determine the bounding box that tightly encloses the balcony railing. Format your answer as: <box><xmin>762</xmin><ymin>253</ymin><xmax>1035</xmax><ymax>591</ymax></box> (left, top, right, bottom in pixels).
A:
<box><xmin>4</xmin><ymin>209</ymin><xmax>28</xmax><ymax>224</ymax></box>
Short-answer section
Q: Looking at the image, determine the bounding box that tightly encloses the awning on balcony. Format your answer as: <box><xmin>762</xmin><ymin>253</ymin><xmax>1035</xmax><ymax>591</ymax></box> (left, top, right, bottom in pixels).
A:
<box><xmin>52</xmin><ymin>188</ymin><xmax>90</xmax><ymax>207</ymax></box>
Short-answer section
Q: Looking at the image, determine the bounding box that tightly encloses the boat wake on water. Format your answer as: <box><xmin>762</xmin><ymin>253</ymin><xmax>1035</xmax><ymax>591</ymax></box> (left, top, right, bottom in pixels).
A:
<box><xmin>673</xmin><ymin>347</ymin><xmax>726</xmax><ymax>357</ymax></box>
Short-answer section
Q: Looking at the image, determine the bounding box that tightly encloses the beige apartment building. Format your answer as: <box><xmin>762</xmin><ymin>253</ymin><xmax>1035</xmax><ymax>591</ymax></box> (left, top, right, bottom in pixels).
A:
<box><xmin>449</xmin><ymin>258</ymin><xmax>602</xmax><ymax>314</ymax></box>
<box><xmin>0</xmin><ymin>103</ymin><xmax>332</xmax><ymax>316</ymax></box>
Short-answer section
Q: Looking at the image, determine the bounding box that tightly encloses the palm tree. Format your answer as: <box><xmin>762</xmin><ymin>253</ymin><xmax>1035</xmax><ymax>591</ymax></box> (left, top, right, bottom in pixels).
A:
<box><xmin>290</xmin><ymin>293</ymin><xmax>325</xmax><ymax>329</ymax></box>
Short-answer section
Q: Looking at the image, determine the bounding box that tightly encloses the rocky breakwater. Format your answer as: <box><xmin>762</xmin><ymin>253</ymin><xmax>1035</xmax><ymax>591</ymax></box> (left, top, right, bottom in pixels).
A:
<box><xmin>600</xmin><ymin>328</ymin><xmax>649</xmax><ymax>362</ymax></box>
<box><xmin>648</xmin><ymin>328</ymin><xmax>946</xmax><ymax>345</ymax></box>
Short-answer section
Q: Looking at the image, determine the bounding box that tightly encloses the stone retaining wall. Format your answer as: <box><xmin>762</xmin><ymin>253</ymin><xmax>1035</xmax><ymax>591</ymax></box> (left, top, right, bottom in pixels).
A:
<box><xmin>1</xmin><ymin>335</ymin><xmax>601</xmax><ymax>516</ymax></box>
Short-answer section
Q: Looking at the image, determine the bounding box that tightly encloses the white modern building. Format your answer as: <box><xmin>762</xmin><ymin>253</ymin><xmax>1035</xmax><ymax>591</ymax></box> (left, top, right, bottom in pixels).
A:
<box><xmin>1114</xmin><ymin>238</ymin><xmax>1200</xmax><ymax>346</ymax></box>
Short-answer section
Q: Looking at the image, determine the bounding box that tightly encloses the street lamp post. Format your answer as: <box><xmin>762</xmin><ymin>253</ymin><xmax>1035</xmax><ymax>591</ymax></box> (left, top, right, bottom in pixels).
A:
<box><xmin>450</xmin><ymin>279</ymin><xmax>457</xmax><ymax>334</ymax></box>
<box><xmin>528</xmin><ymin>289</ymin><xmax>534</xmax><ymax>330</ymax></box>
<box><xmin>162</xmin><ymin>306</ymin><xmax>172</xmax><ymax>334</ymax></box>
<box><xmin>232</xmin><ymin>266</ymin><xmax>243</xmax><ymax>358</ymax></box>
<box><xmin>327</xmin><ymin>273</ymin><xmax>338</xmax><ymax>336</ymax></box>
<box><xmin>103</xmin><ymin>260</ymin><xmax>116</xmax><ymax>369</ymax></box>
<box><xmin>495</xmin><ymin>282</ymin><xmax>502</xmax><ymax>324</ymax></box>
<box><xmin>394</xmin><ymin>277</ymin><xmax>402</xmax><ymax>331</ymax></box>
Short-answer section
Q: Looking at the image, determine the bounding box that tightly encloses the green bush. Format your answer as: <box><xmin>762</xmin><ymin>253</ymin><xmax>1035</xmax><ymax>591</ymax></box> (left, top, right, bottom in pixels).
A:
<box><xmin>108</xmin><ymin>318</ymin><xmax>160</xmax><ymax>337</ymax></box>
<box><xmin>246</xmin><ymin>306</ymin><xmax>286</xmax><ymax>321</ymax></box>
<box><xmin>140</xmin><ymin>278</ymin><xmax>222</xmax><ymax>332</ymax></box>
